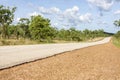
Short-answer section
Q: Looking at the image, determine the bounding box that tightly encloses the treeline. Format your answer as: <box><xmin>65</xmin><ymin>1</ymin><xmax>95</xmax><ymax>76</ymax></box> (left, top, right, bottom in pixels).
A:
<box><xmin>0</xmin><ymin>5</ymin><xmax>107</xmax><ymax>43</ymax></box>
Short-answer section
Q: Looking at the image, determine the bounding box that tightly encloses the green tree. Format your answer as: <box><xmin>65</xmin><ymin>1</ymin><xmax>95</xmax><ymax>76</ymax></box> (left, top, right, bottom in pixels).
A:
<box><xmin>114</xmin><ymin>19</ymin><xmax>120</xmax><ymax>39</ymax></box>
<box><xmin>114</xmin><ymin>19</ymin><xmax>120</xmax><ymax>27</ymax></box>
<box><xmin>7</xmin><ymin>25</ymin><xmax>24</xmax><ymax>39</ymax></box>
<box><xmin>29</xmin><ymin>15</ymin><xmax>54</xmax><ymax>41</ymax></box>
<box><xmin>0</xmin><ymin>5</ymin><xmax>16</xmax><ymax>38</ymax></box>
<box><xmin>18</xmin><ymin>18</ymin><xmax>30</xmax><ymax>39</ymax></box>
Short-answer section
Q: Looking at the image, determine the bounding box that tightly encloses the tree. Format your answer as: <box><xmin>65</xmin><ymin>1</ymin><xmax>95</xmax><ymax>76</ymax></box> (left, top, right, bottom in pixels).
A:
<box><xmin>29</xmin><ymin>15</ymin><xmax>54</xmax><ymax>41</ymax></box>
<box><xmin>114</xmin><ymin>19</ymin><xmax>120</xmax><ymax>27</ymax></box>
<box><xmin>18</xmin><ymin>18</ymin><xmax>30</xmax><ymax>39</ymax></box>
<box><xmin>0</xmin><ymin>5</ymin><xmax>16</xmax><ymax>38</ymax></box>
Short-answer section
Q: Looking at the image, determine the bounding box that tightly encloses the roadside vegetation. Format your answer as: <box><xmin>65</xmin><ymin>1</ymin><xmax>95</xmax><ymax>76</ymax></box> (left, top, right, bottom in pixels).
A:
<box><xmin>113</xmin><ymin>19</ymin><xmax>120</xmax><ymax>48</ymax></box>
<box><xmin>0</xmin><ymin>5</ymin><xmax>108</xmax><ymax>45</ymax></box>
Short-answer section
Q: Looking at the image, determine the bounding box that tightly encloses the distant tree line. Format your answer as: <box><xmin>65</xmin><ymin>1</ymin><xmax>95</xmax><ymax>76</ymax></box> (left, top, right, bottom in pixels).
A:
<box><xmin>0</xmin><ymin>5</ymin><xmax>107</xmax><ymax>42</ymax></box>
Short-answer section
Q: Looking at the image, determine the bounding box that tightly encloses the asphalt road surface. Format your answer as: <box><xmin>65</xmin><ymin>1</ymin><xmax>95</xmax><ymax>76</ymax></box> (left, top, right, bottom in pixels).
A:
<box><xmin>0</xmin><ymin>37</ymin><xmax>111</xmax><ymax>69</ymax></box>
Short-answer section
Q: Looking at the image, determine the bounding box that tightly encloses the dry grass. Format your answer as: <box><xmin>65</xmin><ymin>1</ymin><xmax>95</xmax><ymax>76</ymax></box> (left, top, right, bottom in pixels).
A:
<box><xmin>112</xmin><ymin>37</ymin><xmax>120</xmax><ymax>48</ymax></box>
<box><xmin>0</xmin><ymin>41</ymin><xmax>120</xmax><ymax>80</ymax></box>
<box><xmin>0</xmin><ymin>39</ymin><xmax>40</xmax><ymax>46</ymax></box>
<box><xmin>0</xmin><ymin>37</ymin><xmax>104</xmax><ymax>46</ymax></box>
<box><xmin>87</xmin><ymin>37</ymin><xmax>104</xmax><ymax>42</ymax></box>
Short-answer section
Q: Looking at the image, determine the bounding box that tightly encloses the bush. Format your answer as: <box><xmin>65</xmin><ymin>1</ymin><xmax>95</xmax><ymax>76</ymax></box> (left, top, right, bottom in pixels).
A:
<box><xmin>114</xmin><ymin>31</ymin><xmax>120</xmax><ymax>39</ymax></box>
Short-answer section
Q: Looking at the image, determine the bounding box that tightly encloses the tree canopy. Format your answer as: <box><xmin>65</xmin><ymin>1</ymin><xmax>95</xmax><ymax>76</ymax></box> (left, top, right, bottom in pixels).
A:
<box><xmin>0</xmin><ymin>5</ymin><xmax>16</xmax><ymax>38</ymax></box>
<box><xmin>114</xmin><ymin>19</ymin><xmax>120</xmax><ymax>27</ymax></box>
<box><xmin>29</xmin><ymin>15</ymin><xmax>55</xmax><ymax>41</ymax></box>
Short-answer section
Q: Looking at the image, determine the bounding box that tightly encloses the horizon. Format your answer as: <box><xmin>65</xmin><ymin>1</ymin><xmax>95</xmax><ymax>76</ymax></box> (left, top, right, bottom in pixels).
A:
<box><xmin>0</xmin><ymin>0</ymin><xmax>120</xmax><ymax>33</ymax></box>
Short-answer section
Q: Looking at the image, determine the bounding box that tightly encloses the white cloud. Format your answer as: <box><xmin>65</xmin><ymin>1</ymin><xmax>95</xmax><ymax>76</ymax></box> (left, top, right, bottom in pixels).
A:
<box><xmin>87</xmin><ymin>0</ymin><xmax>114</xmax><ymax>11</ymax></box>
<box><xmin>63</xmin><ymin>7</ymin><xmax>79</xmax><ymax>18</ymax></box>
<box><xmin>60</xmin><ymin>6</ymin><xmax>81</xmax><ymax>26</ymax></box>
<box><xmin>37</xmin><ymin>6</ymin><xmax>93</xmax><ymax>27</ymax></box>
<box><xmin>14</xmin><ymin>17</ymin><xmax>20</xmax><ymax>23</ymax></box>
<box><xmin>52</xmin><ymin>22</ymin><xmax>58</xmax><ymax>27</ymax></box>
<box><xmin>50</xmin><ymin>7</ymin><xmax>61</xmax><ymax>14</ymax></box>
<box><xmin>13</xmin><ymin>17</ymin><xmax>21</xmax><ymax>24</ymax></box>
<box><xmin>38</xmin><ymin>7</ymin><xmax>61</xmax><ymax>15</ymax></box>
<box><xmin>65</xmin><ymin>6</ymin><xmax>79</xmax><ymax>13</ymax></box>
<box><xmin>28</xmin><ymin>12</ymin><xmax>40</xmax><ymax>16</ymax></box>
<box><xmin>16</xmin><ymin>18</ymin><xmax>20</xmax><ymax>22</ymax></box>
<box><xmin>97</xmin><ymin>21</ymin><xmax>108</xmax><ymax>25</ymax></box>
<box><xmin>79</xmin><ymin>13</ymin><xmax>92</xmax><ymax>23</ymax></box>
<box><xmin>114</xmin><ymin>10</ymin><xmax>120</xmax><ymax>14</ymax></box>
<box><xmin>60</xmin><ymin>6</ymin><xmax>92</xmax><ymax>26</ymax></box>
<box><xmin>87</xmin><ymin>0</ymin><xmax>120</xmax><ymax>16</ymax></box>
<box><xmin>38</xmin><ymin>7</ymin><xmax>51</xmax><ymax>14</ymax></box>
<box><xmin>87</xmin><ymin>0</ymin><xmax>120</xmax><ymax>11</ymax></box>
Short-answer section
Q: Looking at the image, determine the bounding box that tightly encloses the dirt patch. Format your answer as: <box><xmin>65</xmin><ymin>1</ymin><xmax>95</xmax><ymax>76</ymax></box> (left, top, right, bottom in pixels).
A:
<box><xmin>0</xmin><ymin>41</ymin><xmax>120</xmax><ymax>80</ymax></box>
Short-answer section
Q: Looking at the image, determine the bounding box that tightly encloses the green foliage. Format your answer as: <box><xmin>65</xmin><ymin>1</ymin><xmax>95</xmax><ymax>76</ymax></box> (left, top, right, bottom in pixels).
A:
<box><xmin>114</xmin><ymin>19</ymin><xmax>120</xmax><ymax>27</ymax></box>
<box><xmin>17</xmin><ymin>18</ymin><xmax>30</xmax><ymax>39</ymax></box>
<box><xmin>55</xmin><ymin>28</ymin><xmax>105</xmax><ymax>42</ymax></box>
<box><xmin>113</xmin><ymin>19</ymin><xmax>120</xmax><ymax>47</ymax></box>
<box><xmin>0</xmin><ymin>5</ymin><xmax>16</xmax><ymax>38</ymax></box>
<box><xmin>7</xmin><ymin>25</ymin><xmax>23</xmax><ymax>39</ymax></box>
<box><xmin>114</xmin><ymin>31</ymin><xmax>120</xmax><ymax>39</ymax></box>
<box><xmin>29</xmin><ymin>15</ymin><xmax>55</xmax><ymax>42</ymax></box>
<box><xmin>112</xmin><ymin>31</ymin><xmax>120</xmax><ymax>48</ymax></box>
<box><xmin>113</xmin><ymin>37</ymin><xmax>120</xmax><ymax>48</ymax></box>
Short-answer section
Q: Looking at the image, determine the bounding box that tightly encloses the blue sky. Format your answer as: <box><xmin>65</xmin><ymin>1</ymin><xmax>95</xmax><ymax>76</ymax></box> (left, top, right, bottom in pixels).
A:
<box><xmin>0</xmin><ymin>0</ymin><xmax>120</xmax><ymax>33</ymax></box>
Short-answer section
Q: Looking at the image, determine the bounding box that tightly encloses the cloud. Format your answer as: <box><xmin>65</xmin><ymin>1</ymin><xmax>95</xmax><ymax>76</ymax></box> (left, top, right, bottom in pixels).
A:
<box><xmin>87</xmin><ymin>0</ymin><xmax>120</xmax><ymax>16</ymax></box>
<box><xmin>60</xmin><ymin>6</ymin><xmax>92</xmax><ymax>26</ymax></box>
<box><xmin>61</xmin><ymin>6</ymin><xmax>80</xmax><ymax>26</ymax></box>
<box><xmin>38</xmin><ymin>7</ymin><xmax>61</xmax><ymax>15</ymax></box>
<box><xmin>50</xmin><ymin>7</ymin><xmax>61</xmax><ymax>14</ymax></box>
<box><xmin>13</xmin><ymin>17</ymin><xmax>21</xmax><ymax>24</ymax></box>
<box><xmin>79</xmin><ymin>13</ymin><xmax>92</xmax><ymax>23</ymax></box>
<box><xmin>28</xmin><ymin>12</ymin><xmax>41</xmax><ymax>16</ymax></box>
<box><xmin>16</xmin><ymin>18</ymin><xmax>20</xmax><ymax>22</ymax></box>
<box><xmin>87</xmin><ymin>0</ymin><xmax>120</xmax><ymax>15</ymax></box>
<box><xmin>87</xmin><ymin>0</ymin><xmax>114</xmax><ymax>11</ymax></box>
<box><xmin>65</xmin><ymin>6</ymin><xmax>79</xmax><ymax>14</ymax></box>
<box><xmin>114</xmin><ymin>10</ymin><xmax>120</xmax><ymax>14</ymax></box>
<box><xmin>38</xmin><ymin>7</ymin><xmax>51</xmax><ymax>14</ymax></box>
<box><xmin>52</xmin><ymin>22</ymin><xmax>59</xmax><ymax>27</ymax></box>
<box><xmin>97</xmin><ymin>21</ymin><xmax>108</xmax><ymax>25</ymax></box>
<box><xmin>37</xmin><ymin>6</ymin><xmax>93</xmax><ymax>28</ymax></box>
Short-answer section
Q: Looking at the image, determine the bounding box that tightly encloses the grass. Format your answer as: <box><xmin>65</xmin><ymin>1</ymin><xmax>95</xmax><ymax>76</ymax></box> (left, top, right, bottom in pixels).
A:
<box><xmin>87</xmin><ymin>37</ymin><xmax>104</xmax><ymax>42</ymax></box>
<box><xmin>112</xmin><ymin>37</ymin><xmax>120</xmax><ymax>48</ymax></box>
<box><xmin>0</xmin><ymin>39</ymin><xmax>41</xmax><ymax>46</ymax></box>
<box><xmin>0</xmin><ymin>37</ymin><xmax>105</xmax><ymax>46</ymax></box>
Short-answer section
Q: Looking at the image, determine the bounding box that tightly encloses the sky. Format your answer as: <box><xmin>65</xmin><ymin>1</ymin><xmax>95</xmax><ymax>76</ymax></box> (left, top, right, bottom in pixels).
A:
<box><xmin>0</xmin><ymin>0</ymin><xmax>120</xmax><ymax>33</ymax></box>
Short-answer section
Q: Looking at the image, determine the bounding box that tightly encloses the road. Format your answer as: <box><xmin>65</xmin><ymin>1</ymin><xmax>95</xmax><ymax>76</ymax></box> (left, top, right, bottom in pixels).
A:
<box><xmin>0</xmin><ymin>37</ymin><xmax>111</xmax><ymax>69</ymax></box>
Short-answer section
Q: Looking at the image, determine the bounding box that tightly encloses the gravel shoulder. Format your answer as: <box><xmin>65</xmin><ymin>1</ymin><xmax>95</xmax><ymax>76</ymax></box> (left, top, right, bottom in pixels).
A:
<box><xmin>0</xmin><ymin>37</ymin><xmax>120</xmax><ymax>80</ymax></box>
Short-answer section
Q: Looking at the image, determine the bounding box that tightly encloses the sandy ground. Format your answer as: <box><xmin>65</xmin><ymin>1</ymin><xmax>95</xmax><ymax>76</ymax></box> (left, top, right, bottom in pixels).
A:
<box><xmin>0</xmin><ymin>40</ymin><xmax>120</xmax><ymax>80</ymax></box>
